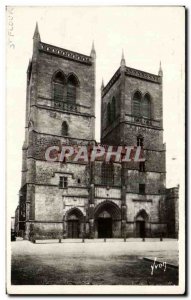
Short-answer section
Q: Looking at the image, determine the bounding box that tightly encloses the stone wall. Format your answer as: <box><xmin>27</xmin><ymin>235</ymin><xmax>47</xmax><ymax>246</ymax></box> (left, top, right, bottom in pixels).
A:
<box><xmin>165</xmin><ymin>187</ymin><xmax>179</xmax><ymax>238</ymax></box>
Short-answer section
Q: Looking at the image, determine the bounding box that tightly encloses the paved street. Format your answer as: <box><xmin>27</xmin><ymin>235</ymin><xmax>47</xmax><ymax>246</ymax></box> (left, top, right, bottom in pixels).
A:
<box><xmin>11</xmin><ymin>239</ymin><xmax>178</xmax><ymax>285</ymax></box>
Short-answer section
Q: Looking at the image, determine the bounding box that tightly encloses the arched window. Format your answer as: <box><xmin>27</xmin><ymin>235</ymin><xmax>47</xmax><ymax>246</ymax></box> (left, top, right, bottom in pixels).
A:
<box><xmin>67</xmin><ymin>74</ymin><xmax>78</xmax><ymax>103</ymax></box>
<box><xmin>111</xmin><ymin>97</ymin><xmax>116</xmax><ymax>122</ymax></box>
<box><xmin>101</xmin><ymin>162</ymin><xmax>114</xmax><ymax>185</ymax></box>
<box><xmin>133</xmin><ymin>91</ymin><xmax>142</xmax><ymax>116</ymax></box>
<box><xmin>53</xmin><ymin>71</ymin><xmax>65</xmax><ymax>102</ymax></box>
<box><xmin>107</xmin><ymin>103</ymin><xmax>111</xmax><ymax>125</ymax></box>
<box><xmin>142</xmin><ymin>93</ymin><xmax>151</xmax><ymax>119</ymax></box>
<box><xmin>62</xmin><ymin>121</ymin><xmax>68</xmax><ymax>136</ymax></box>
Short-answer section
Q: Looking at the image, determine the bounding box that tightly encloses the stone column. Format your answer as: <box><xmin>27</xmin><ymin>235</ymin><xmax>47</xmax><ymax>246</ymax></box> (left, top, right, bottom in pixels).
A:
<box><xmin>121</xmin><ymin>185</ymin><xmax>127</xmax><ymax>237</ymax></box>
<box><xmin>89</xmin><ymin>218</ymin><xmax>95</xmax><ymax>239</ymax></box>
<box><xmin>88</xmin><ymin>203</ymin><xmax>95</xmax><ymax>238</ymax></box>
<box><xmin>121</xmin><ymin>205</ymin><xmax>127</xmax><ymax>237</ymax></box>
<box><xmin>88</xmin><ymin>181</ymin><xmax>95</xmax><ymax>238</ymax></box>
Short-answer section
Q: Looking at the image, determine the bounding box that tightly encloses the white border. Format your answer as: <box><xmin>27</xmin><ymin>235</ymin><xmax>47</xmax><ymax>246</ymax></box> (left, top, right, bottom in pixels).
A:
<box><xmin>2</xmin><ymin>1</ymin><xmax>189</xmax><ymax>297</ymax></box>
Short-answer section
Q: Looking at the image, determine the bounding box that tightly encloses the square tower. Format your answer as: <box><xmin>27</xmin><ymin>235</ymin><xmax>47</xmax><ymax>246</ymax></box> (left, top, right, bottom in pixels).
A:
<box><xmin>101</xmin><ymin>54</ymin><xmax>166</xmax><ymax>237</ymax></box>
<box><xmin>19</xmin><ymin>24</ymin><xmax>96</xmax><ymax>239</ymax></box>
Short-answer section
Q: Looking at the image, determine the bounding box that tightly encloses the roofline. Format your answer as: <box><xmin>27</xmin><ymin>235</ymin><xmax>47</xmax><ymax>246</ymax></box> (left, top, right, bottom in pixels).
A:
<box><xmin>38</xmin><ymin>41</ymin><xmax>93</xmax><ymax>66</ymax></box>
<box><xmin>102</xmin><ymin>65</ymin><xmax>162</xmax><ymax>97</ymax></box>
<box><xmin>102</xmin><ymin>68</ymin><xmax>121</xmax><ymax>97</ymax></box>
<box><xmin>125</xmin><ymin>66</ymin><xmax>162</xmax><ymax>84</ymax></box>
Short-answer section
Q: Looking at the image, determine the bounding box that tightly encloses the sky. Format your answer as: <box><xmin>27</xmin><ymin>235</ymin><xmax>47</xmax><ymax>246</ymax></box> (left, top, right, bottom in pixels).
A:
<box><xmin>6</xmin><ymin>6</ymin><xmax>185</xmax><ymax>216</ymax></box>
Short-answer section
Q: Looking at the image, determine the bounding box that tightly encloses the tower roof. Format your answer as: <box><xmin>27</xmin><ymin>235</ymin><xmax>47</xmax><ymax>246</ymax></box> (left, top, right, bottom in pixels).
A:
<box><xmin>120</xmin><ymin>49</ymin><xmax>126</xmax><ymax>67</ymax></box>
<box><xmin>33</xmin><ymin>22</ymin><xmax>41</xmax><ymax>41</ymax></box>
<box><xmin>158</xmin><ymin>61</ymin><xmax>163</xmax><ymax>76</ymax></box>
<box><xmin>101</xmin><ymin>78</ymin><xmax>105</xmax><ymax>90</ymax></box>
<box><xmin>90</xmin><ymin>41</ymin><xmax>96</xmax><ymax>59</ymax></box>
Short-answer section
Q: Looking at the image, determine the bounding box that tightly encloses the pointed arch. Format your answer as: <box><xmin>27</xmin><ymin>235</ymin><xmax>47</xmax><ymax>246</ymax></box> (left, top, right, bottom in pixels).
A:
<box><xmin>135</xmin><ymin>209</ymin><xmax>150</xmax><ymax>238</ymax></box>
<box><xmin>65</xmin><ymin>207</ymin><xmax>84</xmax><ymax>221</ymax></box>
<box><xmin>135</xmin><ymin>209</ymin><xmax>149</xmax><ymax>221</ymax></box>
<box><xmin>61</xmin><ymin>121</ymin><xmax>68</xmax><ymax>136</ymax></box>
<box><xmin>67</xmin><ymin>73</ymin><xmax>80</xmax><ymax>86</ymax></box>
<box><xmin>142</xmin><ymin>93</ymin><xmax>151</xmax><ymax>119</ymax></box>
<box><xmin>64</xmin><ymin>208</ymin><xmax>84</xmax><ymax>238</ymax></box>
<box><xmin>133</xmin><ymin>90</ymin><xmax>142</xmax><ymax>117</ymax></box>
<box><xmin>94</xmin><ymin>200</ymin><xmax>121</xmax><ymax>220</ymax></box>
<box><xmin>53</xmin><ymin>70</ymin><xmax>66</xmax><ymax>83</ymax></box>
<box><xmin>67</xmin><ymin>73</ymin><xmax>79</xmax><ymax>103</ymax></box>
<box><xmin>52</xmin><ymin>70</ymin><xmax>66</xmax><ymax>102</ymax></box>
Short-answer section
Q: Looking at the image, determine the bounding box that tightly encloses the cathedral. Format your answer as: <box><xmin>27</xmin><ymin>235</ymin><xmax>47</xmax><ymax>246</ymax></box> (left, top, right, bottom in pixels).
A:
<box><xmin>14</xmin><ymin>24</ymin><xmax>179</xmax><ymax>240</ymax></box>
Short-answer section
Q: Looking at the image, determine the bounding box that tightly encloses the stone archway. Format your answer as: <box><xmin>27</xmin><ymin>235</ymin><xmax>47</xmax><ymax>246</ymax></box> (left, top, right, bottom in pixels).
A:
<box><xmin>64</xmin><ymin>208</ymin><xmax>84</xmax><ymax>238</ymax></box>
<box><xmin>94</xmin><ymin>201</ymin><xmax>121</xmax><ymax>238</ymax></box>
<box><xmin>135</xmin><ymin>209</ymin><xmax>150</xmax><ymax>238</ymax></box>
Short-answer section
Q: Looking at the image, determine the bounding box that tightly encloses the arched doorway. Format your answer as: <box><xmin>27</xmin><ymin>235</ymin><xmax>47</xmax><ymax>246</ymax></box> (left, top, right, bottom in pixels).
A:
<box><xmin>135</xmin><ymin>209</ymin><xmax>150</xmax><ymax>238</ymax></box>
<box><xmin>65</xmin><ymin>208</ymin><xmax>84</xmax><ymax>238</ymax></box>
<box><xmin>94</xmin><ymin>201</ymin><xmax>121</xmax><ymax>238</ymax></box>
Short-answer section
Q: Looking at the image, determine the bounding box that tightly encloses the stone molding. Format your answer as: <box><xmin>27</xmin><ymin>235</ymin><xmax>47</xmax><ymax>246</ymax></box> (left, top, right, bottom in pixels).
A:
<box><xmin>39</xmin><ymin>42</ymin><xmax>92</xmax><ymax>65</ymax></box>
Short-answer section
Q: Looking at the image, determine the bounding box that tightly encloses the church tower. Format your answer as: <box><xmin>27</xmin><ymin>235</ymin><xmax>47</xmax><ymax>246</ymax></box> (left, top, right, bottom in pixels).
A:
<box><xmin>101</xmin><ymin>52</ymin><xmax>166</xmax><ymax>237</ymax></box>
<box><xmin>19</xmin><ymin>24</ymin><xmax>96</xmax><ymax>239</ymax></box>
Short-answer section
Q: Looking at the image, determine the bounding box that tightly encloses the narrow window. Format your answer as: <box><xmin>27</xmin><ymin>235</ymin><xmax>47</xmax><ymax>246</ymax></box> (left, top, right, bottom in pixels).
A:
<box><xmin>78</xmin><ymin>178</ymin><xmax>81</xmax><ymax>184</ymax></box>
<box><xmin>139</xmin><ymin>162</ymin><xmax>145</xmax><ymax>172</ymax></box>
<box><xmin>53</xmin><ymin>71</ymin><xmax>65</xmax><ymax>102</ymax></box>
<box><xmin>142</xmin><ymin>93</ymin><xmax>151</xmax><ymax>119</ymax></box>
<box><xmin>133</xmin><ymin>91</ymin><xmax>141</xmax><ymax>117</ymax></box>
<box><xmin>139</xmin><ymin>184</ymin><xmax>145</xmax><ymax>194</ymax></box>
<box><xmin>67</xmin><ymin>74</ymin><xmax>78</xmax><ymax>104</ymax></box>
<box><xmin>137</xmin><ymin>135</ymin><xmax>144</xmax><ymax>147</ymax></box>
<box><xmin>63</xmin><ymin>177</ymin><xmax>68</xmax><ymax>188</ymax></box>
<box><xmin>59</xmin><ymin>177</ymin><xmax>63</xmax><ymax>188</ymax></box>
<box><xmin>62</xmin><ymin>121</ymin><xmax>68</xmax><ymax>136</ymax></box>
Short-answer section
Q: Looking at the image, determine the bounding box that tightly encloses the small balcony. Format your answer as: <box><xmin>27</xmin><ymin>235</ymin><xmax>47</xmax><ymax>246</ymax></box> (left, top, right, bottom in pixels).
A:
<box><xmin>126</xmin><ymin>114</ymin><xmax>161</xmax><ymax>128</ymax></box>
<box><xmin>54</xmin><ymin>100</ymin><xmax>79</xmax><ymax>113</ymax></box>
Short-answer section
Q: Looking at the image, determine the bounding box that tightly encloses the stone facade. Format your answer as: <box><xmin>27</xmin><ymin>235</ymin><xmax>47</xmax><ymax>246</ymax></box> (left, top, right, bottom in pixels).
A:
<box><xmin>15</xmin><ymin>25</ymin><xmax>178</xmax><ymax>240</ymax></box>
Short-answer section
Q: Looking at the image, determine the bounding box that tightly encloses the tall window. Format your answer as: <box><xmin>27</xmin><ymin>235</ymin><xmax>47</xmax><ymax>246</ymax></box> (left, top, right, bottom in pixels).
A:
<box><xmin>62</xmin><ymin>121</ymin><xmax>68</xmax><ymax>136</ymax></box>
<box><xmin>111</xmin><ymin>97</ymin><xmax>116</xmax><ymax>122</ymax></box>
<box><xmin>101</xmin><ymin>162</ymin><xmax>114</xmax><ymax>185</ymax></box>
<box><xmin>133</xmin><ymin>91</ymin><xmax>141</xmax><ymax>116</ymax></box>
<box><xmin>107</xmin><ymin>103</ymin><xmax>111</xmax><ymax>125</ymax></box>
<box><xmin>53</xmin><ymin>71</ymin><xmax>65</xmax><ymax>102</ymax></box>
<box><xmin>142</xmin><ymin>93</ymin><xmax>151</xmax><ymax>118</ymax></box>
<box><xmin>67</xmin><ymin>74</ymin><xmax>78</xmax><ymax>103</ymax></box>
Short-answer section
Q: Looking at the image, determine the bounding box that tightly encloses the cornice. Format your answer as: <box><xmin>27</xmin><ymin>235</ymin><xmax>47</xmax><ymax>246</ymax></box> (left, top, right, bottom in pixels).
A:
<box><xmin>39</xmin><ymin>42</ymin><xmax>92</xmax><ymax>65</ymax></box>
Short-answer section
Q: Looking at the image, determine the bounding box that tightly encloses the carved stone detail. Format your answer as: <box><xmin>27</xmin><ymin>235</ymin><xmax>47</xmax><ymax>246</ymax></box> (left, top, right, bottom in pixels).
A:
<box><xmin>39</xmin><ymin>42</ymin><xmax>92</xmax><ymax>65</ymax></box>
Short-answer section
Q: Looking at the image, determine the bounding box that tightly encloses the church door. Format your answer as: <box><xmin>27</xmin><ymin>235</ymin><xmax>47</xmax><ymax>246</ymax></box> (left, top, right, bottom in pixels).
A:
<box><xmin>98</xmin><ymin>217</ymin><xmax>112</xmax><ymax>238</ymax></box>
<box><xmin>136</xmin><ymin>220</ymin><xmax>145</xmax><ymax>238</ymax></box>
<box><xmin>68</xmin><ymin>220</ymin><xmax>79</xmax><ymax>238</ymax></box>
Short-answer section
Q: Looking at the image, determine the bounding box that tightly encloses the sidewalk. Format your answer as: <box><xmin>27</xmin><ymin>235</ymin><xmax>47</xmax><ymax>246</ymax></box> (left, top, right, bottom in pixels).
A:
<box><xmin>27</xmin><ymin>237</ymin><xmax>178</xmax><ymax>243</ymax></box>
